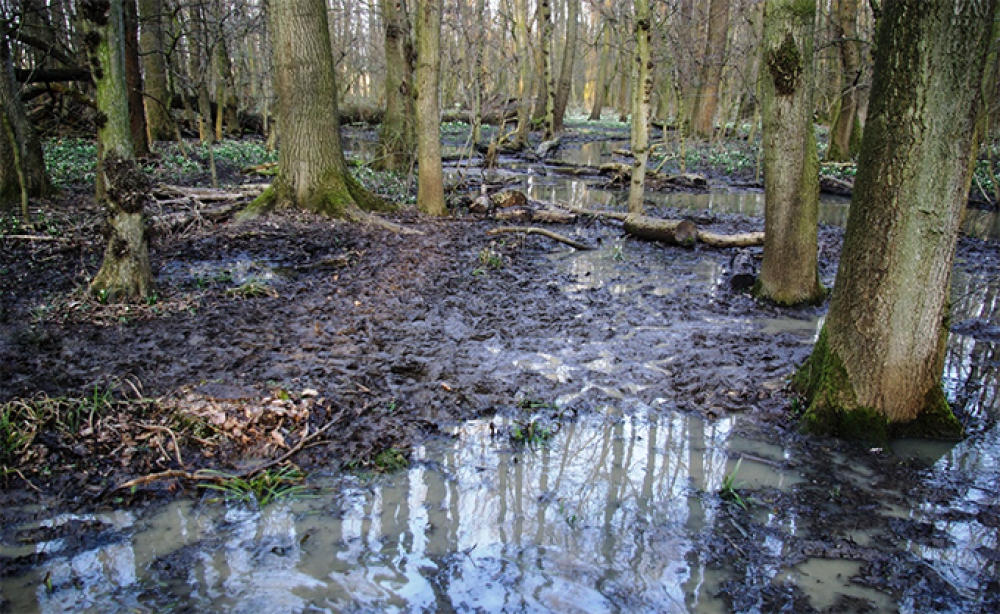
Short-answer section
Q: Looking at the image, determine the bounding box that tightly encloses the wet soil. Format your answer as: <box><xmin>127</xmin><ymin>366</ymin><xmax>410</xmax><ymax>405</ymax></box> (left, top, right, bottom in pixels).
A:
<box><xmin>1</xmin><ymin>129</ymin><xmax>999</xmax><ymax>612</ymax></box>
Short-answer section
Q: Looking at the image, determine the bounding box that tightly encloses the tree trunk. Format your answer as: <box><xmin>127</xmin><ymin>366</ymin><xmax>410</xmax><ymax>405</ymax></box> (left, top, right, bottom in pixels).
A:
<box><xmin>415</xmin><ymin>0</ymin><xmax>445</xmax><ymax>215</ymax></box>
<box><xmin>825</xmin><ymin>0</ymin><xmax>860</xmax><ymax>161</ymax></box>
<box><xmin>0</xmin><ymin>37</ymin><xmax>51</xmax><ymax>202</ymax></box>
<box><xmin>250</xmin><ymin>0</ymin><xmax>388</xmax><ymax>217</ymax></box>
<box><xmin>627</xmin><ymin>0</ymin><xmax>652</xmax><ymax>216</ymax></box>
<box><xmin>794</xmin><ymin>0</ymin><xmax>998</xmax><ymax>444</ymax></box>
<box><xmin>690</xmin><ymin>0</ymin><xmax>731</xmax><ymax>138</ymax></box>
<box><xmin>539</xmin><ymin>0</ymin><xmax>556</xmax><ymax>139</ymax></box>
<box><xmin>588</xmin><ymin>16</ymin><xmax>611</xmax><ymax>121</ymax></box>
<box><xmin>138</xmin><ymin>0</ymin><xmax>172</xmax><ymax>142</ymax></box>
<box><xmin>513</xmin><ymin>0</ymin><xmax>532</xmax><ymax>148</ymax></box>
<box><xmin>756</xmin><ymin>0</ymin><xmax>824</xmax><ymax>307</ymax></box>
<box><xmin>552</xmin><ymin>0</ymin><xmax>579</xmax><ymax>134</ymax></box>
<box><xmin>85</xmin><ymin>0</ymin><xmax>154</xmax><ymax>302</ymax></box>
<box><xmin>123</xmin><ymin>0</ymin><xmax>150</xmax><ymax>156</ymax></box>
<box><xmin>377</xmin><ymin>0</ymin><xmax>417</xmax><ymax>171</ymax></box>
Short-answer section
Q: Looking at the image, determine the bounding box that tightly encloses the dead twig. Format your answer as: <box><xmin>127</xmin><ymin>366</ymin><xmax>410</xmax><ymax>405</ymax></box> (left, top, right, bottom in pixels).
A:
<box><xmin>141</xmin><ymin>423</ymin><xmax>186</xmax><ymax>468</ymax></box>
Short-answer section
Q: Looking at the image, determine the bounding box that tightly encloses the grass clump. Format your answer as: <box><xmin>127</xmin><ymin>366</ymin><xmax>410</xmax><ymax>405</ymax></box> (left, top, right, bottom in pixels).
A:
<box><xmin>510</xmin><ymin>419</ymin><xmax>555</xmax><ymax>447</ymax></box>
<box><xmin>719</xmin><ymin>458</ymin><xmax>749</xmax><ymax>510</ymax></box>
<box><xmin>199</xmin><ymin>465</ymin><xmax>309</xmax><ymax>507</ymax></box>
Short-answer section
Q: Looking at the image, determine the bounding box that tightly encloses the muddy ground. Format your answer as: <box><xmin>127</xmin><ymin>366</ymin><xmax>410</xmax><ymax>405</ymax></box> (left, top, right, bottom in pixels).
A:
<box><xmin>1</xmin><ymin>129</ymin><xmax>999</xmax><ymax>611</ymax></box>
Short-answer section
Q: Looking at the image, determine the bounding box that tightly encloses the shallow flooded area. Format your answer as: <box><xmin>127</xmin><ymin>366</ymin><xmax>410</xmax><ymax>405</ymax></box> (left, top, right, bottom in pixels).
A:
<box><xmin>2</xmin><ymin>134</ymin><xmax>1000</xmax><ymax>612</ymax></box>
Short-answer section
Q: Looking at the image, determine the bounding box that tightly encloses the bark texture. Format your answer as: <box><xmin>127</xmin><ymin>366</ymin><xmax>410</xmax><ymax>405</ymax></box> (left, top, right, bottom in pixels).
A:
<box><xmin>539</xmin><ymin>0</ymin><xmax>556</xmax><ymax>140</ymax></box>
<box><xmin>513</xmin><ymin>0</ymin><xmax>531</xmax><ymax>148</ymax></box>
<box><xmin>795</xmin><ymin>0</ymin><xmax>998</xmax><ymax>444</ymax></box>
<box><xmin>690</xmin><ymin>0</ymin><xmax>731</xmax><ymax>137</ymax></box>
<box><xmin>377</xmin><ymin>0</ymin><xmax>416</xmax><ymax>171</ymax></box>
<box><xmin>552</xmin><ymin>0</ymin><xmax>579</xmax><ymax>134</ymax></box>
<box><xmin>756</xmin><ymin>0</ymin><xmax>824</xmax><ymax>306</ymax></box>
<box><xmin>627</xmin><ymin>0</ymin><xmax>652</xmax><ymax>216</ymax></box>
<box><xmin>254</xmin><ymin>0</ymin><xmax>387</xmax><ymax>217</ymax></box>
<box><xmin>0</xmin><ymin>37</ymin><xmax>51</xmax><ymax>202</ymax></box>
<box><xmin>123</xmin><ymin>0</ymin><xmax>149</xmax><ymax>156</ymax></box>
<box><xmin>415</xmin><ymin>0</ymin><xmax>445</xmax><ymax>215</ymax></box>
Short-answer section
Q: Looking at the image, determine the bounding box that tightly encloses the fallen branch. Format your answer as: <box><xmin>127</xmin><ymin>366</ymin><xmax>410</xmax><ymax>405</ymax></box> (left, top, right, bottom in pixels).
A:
<box><xmin>624</xmin><ymin>214</ymin><xmax>765</xmax><ymax>248</ymax></box>
<box><xmin>1</xmin><ymin>234</ymin><xmax>71</xmax><ymax>242</ymax></box>
<box><xmin>487</xmin><ymin>225</ymin><xmax>595</xmax><ymax>250</ymax></box>
<box><xmin>553</xmin><ymin>203</ymin><xmax>629</xmax><ymax>222</ymax></box>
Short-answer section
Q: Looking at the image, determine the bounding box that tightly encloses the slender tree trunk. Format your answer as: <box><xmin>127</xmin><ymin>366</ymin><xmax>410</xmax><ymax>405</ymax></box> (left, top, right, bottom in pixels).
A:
<box><xmin>539</xmin><ymin>0</ymin><xmax>556</xmax><ymax>139</ymax></box>
<box><xmin>138</xmin><ymin>0</ymin><xmax>172</xmax><ymax>142</ymax></box>
<box><xmin>123</xmin><ymin>0</ymin><xmax>150</xmax><ymax>156</ymax></box>
<box><xmin>690</xmin><ymin>0</ymin><xmax>731</xmax><ymax>137</ymax></box>
<box><xmin>756</xmin><ymin>0</ymin><xmax>824</xmax><ymax>307</ymax></box>
<box><xmin>826</xmin><ymin>0</ymin><xmax>860</xmax><ymax>161</ymax></box>
<box><xmin>627</xmin><ymin>0</ymin><xmax>652</xmax><ymax>216</ymax></box>
<box><xmin>795</xmin><ymin>0</ymin><xmax>999</xmax><ymax>444</ymax></box>
<box><xmin>415</xmin><ymin>0</ymin><xmax>445</xmax><ymax>215</ymax></box>
<box><xmin>377</xmin><ymin>0</ymin><xmax>417</xmax><ymax>171</ymax></box>
<box><xmin>552</xmin><ymin>0</ymin><xmax>580</xmax><ymax>133</ymax></box>
<box><xmin>85</xmin><ymin>0</ymin><xmax>153</xmax><ymax>301</ymax></box>
<box><xmin>514</xmin><ymin>0</ymin><xmax>532</xmax><ymax>148</ymax></box>
<box><xmin>250</xmin><ymin>0</ymin><xmax>387</xmax><ymax>217</ymax></box>
<box><xmin>588</xmin><ymin>17</ymin><xmax>611</xmax><ymax>121</ymax></box>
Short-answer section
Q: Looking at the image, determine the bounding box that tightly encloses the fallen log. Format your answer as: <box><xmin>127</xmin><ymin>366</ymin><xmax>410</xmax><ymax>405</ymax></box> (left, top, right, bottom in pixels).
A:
<box><xmin>487</xmin><ymin>226</ymin><xmax>594</xmax><ymax>250</ymax></box>
<box><xmin>624</xmin><ymin>214</ymin><xmax>764</xmax><ymax>248</ymax></box>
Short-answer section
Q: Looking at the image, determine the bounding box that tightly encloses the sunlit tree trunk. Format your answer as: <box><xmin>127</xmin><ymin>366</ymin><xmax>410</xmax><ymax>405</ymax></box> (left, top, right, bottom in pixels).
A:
<box><xmin>377</xmin><ymin>0</ymin><xmax>416</xmax><ymax>171</ymax></box>
<box><xmin>539</xmin><ymin>0</ymin><xmax>556</xmax><ymax>139</ymax></box>
<box><xmin>249</xmin><ymin>0</ymin><xmax>387</xmax><ymax>217</ymax></box>
<box><xmin>690</xmin><ymin>0</ymin><xmax>731</xmax><ymax>138</ymax></box>
<box><xmin>138</xmin><ymin>0</ymin><xmax>172</xmax><ymax>142</ymax></box>
<box><xmin>755</xmin><ymin>0</ymin><xmax>824</xmax><ymax>307</ymax></box>
<box><xmin>415</xmin><ymin>0</ymin><xmax>445</xmax><ymax>215</ymax></box>
<box><xmin>513</xmin><ymin>0</ymin><xmax>532</xmax><ymax>148</ymax></box>
<box><xmin>86</xmin><ymin>0</ymin><xmax>154</xmax><ymax>301</ymax></box>
<box><xmin>795</xmin><ymin>0</ymin><xmax>998</xmax><ymax>444</ymax></box>
<box><xmin>627</xmin><ymin>0</ymin><xmax>652</xmax><ymax>216</ymax></box>
<box><xmin>825</xmin><ymin>0</ymin><xmax>860</xmax><ymax>161</ymax></box>
<box><xmin>552</xmin><ymin>0</ymin><xmax>579</xmax><ymax>133</ymax></box>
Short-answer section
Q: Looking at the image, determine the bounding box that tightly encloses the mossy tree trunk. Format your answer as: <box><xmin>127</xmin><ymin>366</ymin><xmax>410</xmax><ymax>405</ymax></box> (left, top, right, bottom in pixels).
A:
<box><xmin>415</xmin><ymin>0</ymin><xmax>445</xmax><ymax>215</ymax></box>
<box><xmin>0</xmin><ymin>37</ymin><xmax>52</xmax><ymax>204</ymax></box>
<box><xmin>251</xmin><ymin>0</ymin><xmax>388</xmax><ymax>218</ymax></box>
<box><xmin>825</xmin><ymin>0</ymin><xmax>860</xmax><ymax>162</ymax></box>
<box><xmin>138</xmin><ymin>0</ymin><xmax>173</xmax><ymax>142</ymax></box>
<box><xmin>377</xmin><ymin>0</ymin><xmax>416</xmax><ymax>171</ymax></box>
<box><xmin>627</xmin><ymin>0</ymin><xmax>652</xmax><ymax>216</ymax></box>
<box><xmin>85</xmin><ymin>0</ymin><xmax>154</xmax><ymax>301</ymax></box>
<box><xmin>690</xmin><ymin>0</ymin><xmax>731</xmax><ymax>138</ymax></box>
<box><xmin>513</xmin><ymin>0</ymin><xmax>532</xmax><ymax>148</ymax></box>
<box><xmin>794</xmin><ymin>0</ymin><xmax>998</xmax><ymax>445</ymax></box>
<box><xmin>755</xmin><ymin>0</ymin><xmax>824</xmax><ymax>307</ymax></box>
<box><xmin>552</xmin><ymin>0</ymin><xmax>579</xmax><ymax>134</ymax></box>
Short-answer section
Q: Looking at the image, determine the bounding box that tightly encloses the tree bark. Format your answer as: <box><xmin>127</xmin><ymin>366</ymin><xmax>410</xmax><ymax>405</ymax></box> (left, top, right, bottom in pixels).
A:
<box><xmin>539</xmin><ymin>0</ymin><xmax>556</xmax><ymax>139</ymax></box>
<box><xmin>415</xmin><ymin>0</ymin><xmax>445</xmax><ymax>215</ymax></box>
<box><xmin>123</xmin><ymin>0</ymin><xmax>150</xmax><ymax>156</ymax></box>
<box><xmin>756</xmin><ymin>0</ymin><xmax>824</xmax><ymax>306</ymax></box>
<box><xmin>513</xmin><ymin>0</ymin><xmax>532</xmax><ymax>148</ymax></box>
<box><xmin>825</xmin><ymin>0</ymin><xmax>860</xmax><ymax>161</ymax></box>
<box><xmin>795</xmin><ymin>0</ymin><xmax>998</xmax><ymax>444</ymax></box>
<box><xmin>552</xmin><ymin>0</ymin><xmax>579</xmax><ymax>134</ymax></box>
<box><xmin>377</xmin><ymin>0</ymin><xmax>417</xmax><ymax>171</ymax></box>
<box><xmin>0</xmin><ymin>37</ymin><xmax>51</xmax><ymax>202</ymax></box>
<box><xmin>690</xmin><ymin>0</ymin><xmax>731</xmax><ymax>138</ymax></box>
<box><xmin>138</xmin><ymin>0</ymin><xmax>172</xmax><ymax>142</ymax></box>
<box><xmin>588</xmin><ymin>13</ymin><xmax>611</xmax><ymax>121</ymax></box>
<box><xmin>85</xmin><ymin>0</ymin><xmax>154</xmax><ymax>301</ymax></box>
<box><xmin>627</xmin><ymin>0</ymin><xmax>652</xmax><ymax>216</ymax></box>
<box><xmin>249</xmin><ymin>0</ymin><xmax>388</xmax><ymax>217</ymax></box>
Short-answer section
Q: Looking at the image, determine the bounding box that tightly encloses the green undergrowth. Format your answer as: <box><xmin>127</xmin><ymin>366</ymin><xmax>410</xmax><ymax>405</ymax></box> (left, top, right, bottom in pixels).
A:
<box><xmin>199</xmin><ymin>465</ymin><xmax>310</xmax><ymax>507</ymax></box>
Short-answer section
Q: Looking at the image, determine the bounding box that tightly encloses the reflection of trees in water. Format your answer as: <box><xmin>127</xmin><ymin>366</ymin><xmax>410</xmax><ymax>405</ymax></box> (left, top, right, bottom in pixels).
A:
<box><xmin>947</xmin><ymin>266</ymin><xmax>1000</xmax><ymax>426</ymax></box>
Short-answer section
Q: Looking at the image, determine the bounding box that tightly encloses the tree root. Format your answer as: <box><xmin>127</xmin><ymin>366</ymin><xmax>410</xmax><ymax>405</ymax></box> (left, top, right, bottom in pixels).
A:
<box><xmin>487</xmin><ymin>225</ymin><xmax>595</xmax><ymax>250</ymax></box>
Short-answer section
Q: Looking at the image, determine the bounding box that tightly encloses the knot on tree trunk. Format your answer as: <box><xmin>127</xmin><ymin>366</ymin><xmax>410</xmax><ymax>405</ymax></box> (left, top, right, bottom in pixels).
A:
<box><xmin>104</xmin><ymin>155</ymin><xmax>150</xmax><ymax>214</ymax></box>
<box><xmin>767</xmin><ymin>32</ymin><xmax>802</xmax><ymax>96</ymax></box>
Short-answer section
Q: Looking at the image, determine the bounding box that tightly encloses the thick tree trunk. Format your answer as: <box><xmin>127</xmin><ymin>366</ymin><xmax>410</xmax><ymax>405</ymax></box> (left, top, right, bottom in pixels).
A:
<box><xmin>138</xmin><ymin>0</ymin><xmax>172</xmax><ymax>142</ymax></box>
<box><xmin>756</xmin><ymin>0</ymin><xmax>824</xmax><ymax>306</ymax></box>
<box><xmin>795</xmin><ymin>0</ymin><xmax>998</xmax><ymax>444</ymax></box>
<box><xmin>250</xmin><ymin>0</ymin><xmax>387</xmax><ymax>217</ymax></box>
<box><xmin>0</xmin><ymin>38</ymin><xmax>51</xmax><ymax>202</ymax></box>
<box><xmin>627</xmin><ymin>0</ymin><xmax>652</xmax><ymax>216</ymax></box>
<box><xmin>826</xmin><ymin>0</ymin><xmax>860</xmax><ymax>161</ymax></box>
<box><xmin>85</xmin><ymin>0</ymin><xmax>153</xmax><ymax>301</ymax></box>
<box><xmin>415</xmin><ymin>0</ymin><xmax>445</xmax><ymax>215</ymax></box>
<box><xmin>690</xmin><ymin>0</ymin><xmax>731</xmax><ymax>138</ymax></box>
<box><xmin>377</xmin><ymin>0</ymin><xmax>417</xmax><ymax>171</ymax></box>
<box><xmin>552</xmin><ymin>0</ymin><xmax>579</xmax><ymax>134</ymax></box>
<box><xmin>123</xmin><ymin>0</ymin><xmax>150</xmax><ymax>157</ymax></box>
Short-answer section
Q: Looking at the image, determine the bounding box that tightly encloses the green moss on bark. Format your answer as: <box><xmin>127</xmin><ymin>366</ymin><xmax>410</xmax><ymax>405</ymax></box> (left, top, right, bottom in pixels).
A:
<box><xmin>794</xmin><ymin>328</ymin><xmax>964</xmax><ymax>446</ymax></box>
